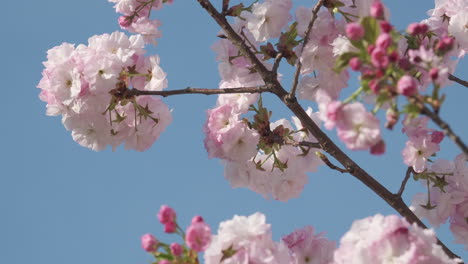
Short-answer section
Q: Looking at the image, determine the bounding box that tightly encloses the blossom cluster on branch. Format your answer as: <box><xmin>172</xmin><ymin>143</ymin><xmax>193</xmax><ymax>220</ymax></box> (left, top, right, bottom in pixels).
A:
<box><xmin>36</xmin><ymin>0</ymin><xmax>468</xmax><ymax>262</ymax></box>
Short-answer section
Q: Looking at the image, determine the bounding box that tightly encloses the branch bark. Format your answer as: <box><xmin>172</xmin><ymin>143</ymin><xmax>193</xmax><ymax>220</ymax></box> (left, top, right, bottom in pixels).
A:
<box><xmin>449</xmin><ymin>74</ymin><xmax>468</xmax><ymax>88</ymax></box>
<box><xmin>128</xmin><ymin>86</ymin><xmax>270</xmax><ymax>97</ymax></box>
<box><xmin>196</xmin><ymin>0</ymin><xmax>462</xmax><ymax>261</ymax></box>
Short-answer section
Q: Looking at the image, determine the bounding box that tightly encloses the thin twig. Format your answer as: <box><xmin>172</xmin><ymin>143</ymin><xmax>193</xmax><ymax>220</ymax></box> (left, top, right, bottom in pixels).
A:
<box><xmin>419</xmin><ymin>103</ymin><xmax>468</xmax><ymax>158</ymax></box>
<box><xmin>288</xmin><ymin>0</ymin><xmax>325</xmax><ymax>100</ymax></box>
<box><xmin>449</xmin><ymin>74</ymin><xmax>468</xmax><ymax>88</ymax></box>
<box><xmin>316</xmin><ymin>152</ymin><xmax>349</xmax><ymax>173</ymax></box>
<box><xmin>272</xmin><ymin>52</ymin><xmax>283</xmax><ymax>75</ymax></box>
<box><xmin>195</xmin><ymin>0</ymin><xmax>462</xmax><ymax>261</ymax></box>
<box><xmin>129</xmin><ymin>86</ymin><xmax>271</xmax><ymax>97</ymax></box>
<box><xmin>222</xmin><ymin>0</ymin><xmax>229</xmax><ymax>14</ymax></box>
<box><xmin>396</xmin><ymin>167</ymin><xmax>413</xmax><ymax>197</ymax></box>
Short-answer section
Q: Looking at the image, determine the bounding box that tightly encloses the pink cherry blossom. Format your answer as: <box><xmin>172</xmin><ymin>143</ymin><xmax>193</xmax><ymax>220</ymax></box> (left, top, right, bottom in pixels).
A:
<box><xmin>282</xmin><ymin>226</ymin><xmax>336</xmax><ymax>264</ymax></box>
<box><xmin>345</xmin><ymin>22</ymin><xmax>365</xmax><ymax>41</ymax></box>
<box><xmin>170</xmin><ymin>243</ymin><xmax>183</xmax><ymax>256</ymax></box>
<box><xmin>333</xmin><ymin>214</ymin><xmax>460</xmax><ymax>263</ymax></box>
<box><xmin>141</xmin><ymin>233</ymin><xmax>158</xmax><ymax>252</ymax></box>
<box><xmin>243</xmin><ymin>0</ymin><xmax>292</xmax><ymax>42</ymax></box>
<box><xmin>402</xmin><ymin>135</ymin><xmax>440</xmax><ymax>173</ymax></box>
<box><xmin>185</xmin><ymin>220</ymin><xmax>212</xmax><ymax>252</ymax></box>
<box><xmin>158</xmin><ymin>205</ymin><xmax>176</xmax><ymax>225</ymax></box>
<box><xmin>335</xmin><ymin>102</ymin><xmax>382</xmax><ymax>151</ymax></box>
<box><xmin>397</xmin><ymin>75</ymin><xmax>418</xmax><ymax>96</ymax></box>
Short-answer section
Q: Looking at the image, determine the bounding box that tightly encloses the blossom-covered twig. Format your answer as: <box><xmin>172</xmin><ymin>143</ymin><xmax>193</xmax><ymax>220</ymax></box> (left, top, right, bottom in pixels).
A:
<box><xmin>196</xmin><ymin>0</ymin><xmax>462</xmax><ymax>261</ymax></box>
<box><xmin>288</xmin><ymin>0</ymin><xmax>325</xmax><ymax>100</ymax></box>
<box><xmin>128</xmin><ymin>86</ymin><xmax>271</xmax><ymax>97</ymax></box>
<box><xmin>449</xmin><ymin>74</ymin><xmax>468</xmax><ymax>88</ymax></box>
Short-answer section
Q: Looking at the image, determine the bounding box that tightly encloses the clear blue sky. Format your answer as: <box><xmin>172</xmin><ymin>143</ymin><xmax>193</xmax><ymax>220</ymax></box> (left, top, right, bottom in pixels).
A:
<box><xmin>1</xmin><ymin>0</ymin><xmax>467</xmax><ymax>263</ymax></box>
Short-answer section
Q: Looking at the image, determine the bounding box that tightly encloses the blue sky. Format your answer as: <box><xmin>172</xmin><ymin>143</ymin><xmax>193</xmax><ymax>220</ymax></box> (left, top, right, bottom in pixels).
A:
<box><xmin>1</xmin><ymin>0</ymin><xmax>467</xmax><ymax>263</ymax></box>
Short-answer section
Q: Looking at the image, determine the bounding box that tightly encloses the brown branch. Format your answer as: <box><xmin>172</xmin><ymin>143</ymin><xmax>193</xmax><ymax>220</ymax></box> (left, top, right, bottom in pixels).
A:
<box><xmin>289</xmin><ymin>0</ymin><xmax>325</xmax><ymax>100</ymax></box>
<box><xmin>396</xmin><ymin>167</ymin><xmax>413</xmax><ymax>197</ymax></box>
<box><xmin>449</xmin><ymin>74</ymin><xmax>468</xmax><ymax>88</ymax></box>
<box><xmin>128</xmin><ymin>86</ymin><xmax>271</xmax><ymax>97</ymax></box>
<box><xmin>222</xmin><ymin>0</ymin><xmax>229</xmax><ymax>14</ymax></box>
<box><xmin>272</xmin><ymin>52</ymin><xmax>283</xmax><ymax>75</ymax></box>
<box><xmin>419</xmin><ymin>103</ymin><xmax>468</xmax><ymax>158</ymax></box>
<box><xmin>196</xmin><ymin>0</ymin><xmax>462</xmax><ymax>261</ymax></box>
<box><xmin>316</xmin><ymin>151</ymin><xmax>349</xmax><ymax>173</ymax></box>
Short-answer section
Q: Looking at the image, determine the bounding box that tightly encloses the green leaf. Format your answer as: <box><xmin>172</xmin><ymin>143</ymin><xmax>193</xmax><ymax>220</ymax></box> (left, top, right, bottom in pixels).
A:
<box><xmin>361</xmin><ymin>16</ymin><xmax>380</xmax><ymax>44</ymax></box>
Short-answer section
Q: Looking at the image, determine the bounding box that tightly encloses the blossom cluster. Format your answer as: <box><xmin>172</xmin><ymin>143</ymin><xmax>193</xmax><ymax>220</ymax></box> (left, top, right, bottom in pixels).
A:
<box><xmin>109</xmin><ymin>0</ymin><xmax>174</xmax><ymax>45</ymax></box>
<box><xmin>410</xmin><ymin>153</ymin><xmax>468</xmax><ymax>250</ymax></box>
<box><xmin>204</xmin><ymin>212</ymin><xmax>459</xmax><ymax>264</ymax></box>
<box><xmin>142</xmin><ymin>205</ymin><xmax>212</xmax><ymax>264</ymax></box>
<box><xmin>37</xmin><ymin>31</ymin><xmax>172</xmax><ymax>151</ymax></box>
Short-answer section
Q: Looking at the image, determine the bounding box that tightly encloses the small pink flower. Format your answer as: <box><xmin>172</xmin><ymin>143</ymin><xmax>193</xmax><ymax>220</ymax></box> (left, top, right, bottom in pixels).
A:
<box><xmin>349</xmin><ymin>57</ymin><xmax>361</xmax><ymax>71</ymax></box>
<box><xmin>429</xmin><ymin>68</ymin><xmax>439</xmax><ymax>80</ymax></box>
<box><xmin>118</xmin><ymin>16</ymin><xmax>132</xmax><ymax>28</ymax></box>
<box><xmin>371</xmin><ymin>48</ymin><xmax>389</xmax><ymax>69</ymax></box>
<box><xmin>141</xmin><ymin>234</ymin><xmax>158</xmax><ymax>252</ymax></box>
<box><xmin>431</xmin><ymin>131</ymin><xmax>445</xmax><ymax>144</ymax></box>
<box><xmin>407</xmin><ymin>23</ymin><xmax>428</xmax><ymax>36</ymax></box>
<box><xmin>158</xmin><ymin>205</ymin><xmax>176</xmax><ymax>225</ymax></box>
<box><xmin>436</xmin><ymin>36</ymin><xmax>455</xmax><ymax>54</ymax></box>
<box><xmin>397</xmin><ymin>75</ymin><xmax>418</xmax><ymax>96</ymax></box>
<box><xmin>370</xmin><ymin>140</ymin><xmax>386</xmax><ymax>155</ymax></box>
<box><xmin>170</xmin><ymin>243</ymin><xmax>183</xmax><ymax>256</ymax></box>
<box><xmin>191</xmin><ymin>215</ymin><xmax>204</xmax><ymax>224</ymax></box>
<box><xmin>369</xmin><ymin>79</ymin><xmax>381</xmax><ymax>94</ymax></box>
<box><xmin>185</xmin><ymin>221</ymin><xmax>212</xmax><ymax>252</ymax></box>
<box><xmin>370</xmin><ymin>0</ymin><xmax>385</xmax><ymax>19</ymax></box>
<box><xmin>376</xmin><ymin>33</ymin><xmax>392</xmax><ymax>50</ymax></box>
<box><xmin>345</xmin><ymin>22</ymin><xmax>365</xmax><ymax>41</ymax></box>
<box><xmin>379</xmin><ymin>21</ymin><xmax>392</xmax><ymax>33</ymax></box>
<box><xmin>164</xmin><ymin>221</ymin><xmax>177</xmax><ymax>233</ymax></box>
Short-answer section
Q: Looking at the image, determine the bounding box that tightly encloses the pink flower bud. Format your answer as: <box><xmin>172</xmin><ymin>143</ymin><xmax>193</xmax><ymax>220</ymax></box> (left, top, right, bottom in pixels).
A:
<box><xmin>407</xmin><ymin>23</ymin><xmax>420</xmax><ymax>35</ymax></box>
<box><xmin>385</xmin><ymin>109</ymin><xmax>398</xmax><ymax>130</ymax></box>
<box><xmin>376</xmin><ymin>33</ymin><xmax>392</xmax><ymax>49</ymax></box>
<box><xmin>349</xmin><ymin>57</ymin><xmax>362</xmax><ymax>71</ymax></box>
<box><xmin>370</xmin><ymin>1</ymin><xmax>385</xmax><ymax>19</ymax></box>
<box><xmin>431</xmin><ymin>131</ymin><xmax>444</xmax><ymax>144</ymax></box>
<box><xmin>397</xmin><ymin>75</ymin><xmax>418</xmax><ymax>96</ymax></box>
<box><xmin>345</xmin><ymin>22</ymin><xmax>365</xmax><ymax>41</ymax></box>
<box><xmin>436</xmin><ymin>36</ymin><xmax>455</xmax><ymax>53</ymax></box>
<box><xmin>371</xmin><ymin>48</ymin><xmax>389</xmax><ymax>69</ymax></box>
<box><xmin>379</xmin><ymin>21</ymin><xmax>392</xmax><ymax>33</ymax></box>
<box><xmin>118</xmin><ymin>16</ymin><xmax>132</xmax><ymax>28</ymax></box>
<box><xmin>185</xmin><ymin>221</ymin><xmax>212</xmax><ymax>252</ymax></box>
<box><xmin>141</xmin><ymin>234</ymin><xmax>158</xmax><ymax>252</ymax></box>
<box><xmin>191</xmin><ymin>215</ymin><xmax>204</xmax><ymax>224</ymax></box>
<box><xmin>158</xmin><ymin>205</ymin><xmax>176</xmax><ymax>225</ymax></box>
<box><xmin>164</xmin><ymin>221</ymin><xmax>177</xmax><ymax>233</ymax></box>
<box><xmin>369</xmin><ymin>79</ymin><xmax>381</xmax><ymax>94</ymax></box>
<box><xmin>370</xmin><ymin>140</ymin><xmax>385</xmax><ymax>155</ymax></box>
<box><xmin>159</xmin><ymin>260</ymin><xmax>171</xmax><ymax>264</ymax></box>
<box><xmin>429</xmin><ymin>68</ymin><xmax>439</xmax><ymax>80</ymax></box>
<box><xmin>389</xmin><ymin>51</ymin><xmax>399</xmax><ymax>62</ymax></box>
<box><xmin>170</xmin><ymin>243</ymin><xmax>183</xmax><ymax>256</ymax></box>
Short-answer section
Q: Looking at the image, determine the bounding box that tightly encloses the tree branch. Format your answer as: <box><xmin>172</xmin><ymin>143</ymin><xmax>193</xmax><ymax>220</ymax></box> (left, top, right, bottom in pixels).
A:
<box><xmin>449</xmin><ymin>74</ymin><xmax>468</xmax><ymax>88</ymax></box>
<box><xmin>419</xmin><ymin>103</ymin><xmax>468</xmax><ymax>158</ymax></box>
<box><xmin>289</xmin><ymin>0</ymin><xmax>325</xmax><ymax>99</ymax></box>
<box><xmin>196</xmin><ymin>0</ymin><xmax>462</xmax><ymax>261</ymax></box>
<box><xmin>128</xmin><ymin>86</ymin><xmax>271</xmax><ymax>97</ymax></box>
<box><xmin>396</xmin><ymin>167</ymin><xmax>413</xmax><ymax>197</ymax></box>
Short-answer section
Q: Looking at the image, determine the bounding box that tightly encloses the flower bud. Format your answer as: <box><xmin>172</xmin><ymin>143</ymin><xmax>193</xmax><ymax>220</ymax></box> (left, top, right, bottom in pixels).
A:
<box><xmin>158</xmin><ymin>205</ymin><xmax>176</xmax><ymax>225</ymax></box>
<box><xmin>185</xmin><ymin>221</ymin><xmax>212</xmax><ymax>252</ymax></box>
<box><xmin>397</xmin><ymin>75</ymin><xmax>418</xmax><ymax>96</ymax></box>
<box><xmin>141</xmin><ymin>234</ymin><xmax>158</xmax><ymax>252</ymax></box>
<box><xmin>164</xmin><ymin>221</ymin><xmax>177</xmax><ymax>233</ymax></box>
<box><xmin>345</xmin><ymin>22</ymin><xmax>365</xmax><ymax>41</ymax></box>
<box><xmin>170</xmin><ymin>243</ymin><xmax>183</xmax><ymax>256</ymax></box>
<box><xmin>370</xmin><ymin>1</ymin><xmax>385</xmax><ymax>19</ymax></box>
<box><xmin>349</xmin><ymin>57</ymin><xmax>362</xmax><ymax>71</ymax></box>
<box><xmin>370</xmin><ymin>140</ymin><xmax>385</xmax><ymax>155</ymax></box>
<box><xmin>118</xmin><ymin>16</ymin><xmax>132</xmax><ymax>28</ymax></box>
